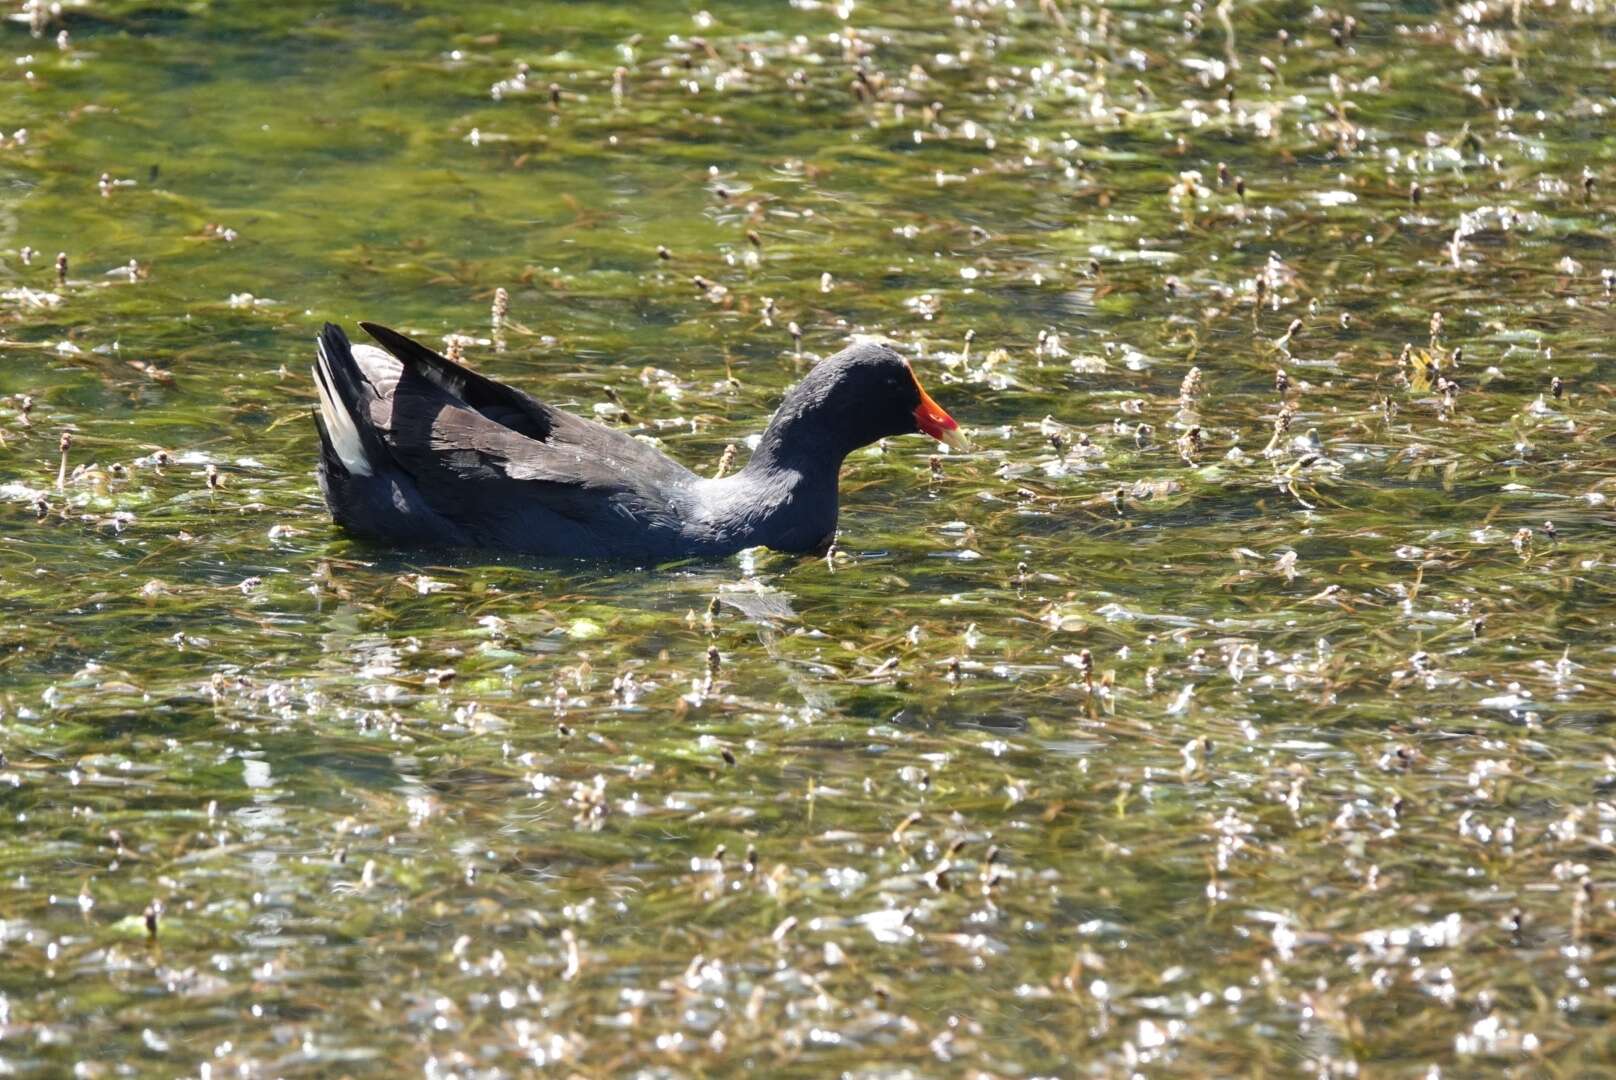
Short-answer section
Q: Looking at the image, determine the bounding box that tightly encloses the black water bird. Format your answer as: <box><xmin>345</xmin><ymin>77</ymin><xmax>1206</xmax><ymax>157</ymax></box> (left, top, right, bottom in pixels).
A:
<box><xmin>311</xmin><ymin>322</ymin><xmax>968</xmax><ymax>559</ymax></box>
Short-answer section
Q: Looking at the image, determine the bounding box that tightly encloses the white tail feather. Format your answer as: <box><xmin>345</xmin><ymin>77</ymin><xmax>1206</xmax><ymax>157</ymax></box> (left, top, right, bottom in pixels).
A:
<box><xmin>313</xmin><ymin>340</ymin><xmax>373</xmax><ymax>477</ymax></box>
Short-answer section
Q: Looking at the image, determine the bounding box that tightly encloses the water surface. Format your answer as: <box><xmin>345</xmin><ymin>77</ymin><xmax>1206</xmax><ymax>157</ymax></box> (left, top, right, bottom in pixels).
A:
<box><xmin>1</xmin><ymin>0</ymin><xmax>1614</xmax><ymax>1074</ymax></box>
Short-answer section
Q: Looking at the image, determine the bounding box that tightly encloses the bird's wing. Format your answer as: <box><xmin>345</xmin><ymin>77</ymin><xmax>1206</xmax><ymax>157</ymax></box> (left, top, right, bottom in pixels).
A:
<box><xmin>359</xmin><ymin>323</ymin><xmax>696</xmax><ymax>532</ymax></box>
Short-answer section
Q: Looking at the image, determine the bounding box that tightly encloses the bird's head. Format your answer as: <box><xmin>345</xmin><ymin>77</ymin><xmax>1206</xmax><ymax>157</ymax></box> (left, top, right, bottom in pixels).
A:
<box><xmin>791</xmin><ymin>341</ymin><xmax>970</xmax><ymax>455</ymax></box>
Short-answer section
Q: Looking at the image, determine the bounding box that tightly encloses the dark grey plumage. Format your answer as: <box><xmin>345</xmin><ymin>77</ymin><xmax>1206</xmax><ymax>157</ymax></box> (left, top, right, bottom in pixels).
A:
<box><xmin>312</xmin><ymin>322</ymin><xmax>966</xmax><ymax>560</ymax></box>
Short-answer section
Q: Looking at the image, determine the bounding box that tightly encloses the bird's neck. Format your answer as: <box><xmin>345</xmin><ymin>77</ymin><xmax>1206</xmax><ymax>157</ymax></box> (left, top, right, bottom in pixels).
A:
<box><xmin>744</xmin><ymin>422</ymin><xmax>827</xmax><ymax>477</ymax></box>
<box><xmin>683</xmin><ymin>409</ymin><xmax>848</xmax><ymax>555</ymax></box>
<box><xmin>747</xmin><ymin>382</ymin><xmax>873</xmax><ymax>473</ymax></box>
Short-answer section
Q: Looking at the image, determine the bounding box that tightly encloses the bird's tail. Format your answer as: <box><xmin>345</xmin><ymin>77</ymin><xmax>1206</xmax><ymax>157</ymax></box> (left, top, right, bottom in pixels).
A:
<box><xmin>311</xmin><ymin>323</ymin><xmax>382</xmax><ymax>478</ymax></box>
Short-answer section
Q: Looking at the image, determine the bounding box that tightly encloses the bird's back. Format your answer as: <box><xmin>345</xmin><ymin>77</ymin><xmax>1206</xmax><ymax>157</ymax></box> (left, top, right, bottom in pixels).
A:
<box><xmin>312</xmin><ymin>324</ymin><xmax>704</xmax><ymax>558</ymax></box>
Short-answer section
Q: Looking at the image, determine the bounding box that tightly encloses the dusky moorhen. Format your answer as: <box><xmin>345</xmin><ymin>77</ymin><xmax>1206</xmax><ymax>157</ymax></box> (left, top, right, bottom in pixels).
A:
<box><xmin>312</xmin><ymin>322</ymin><xmax>968</xmax><ymax>560</ymax></box>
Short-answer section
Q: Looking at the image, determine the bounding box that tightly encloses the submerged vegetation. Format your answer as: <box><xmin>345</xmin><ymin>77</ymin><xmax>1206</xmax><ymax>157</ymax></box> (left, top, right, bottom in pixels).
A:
<box><xmin>1</xmin><ymin>0</ymin><xmax>1614</xmax><ymax>1074</ymax></box>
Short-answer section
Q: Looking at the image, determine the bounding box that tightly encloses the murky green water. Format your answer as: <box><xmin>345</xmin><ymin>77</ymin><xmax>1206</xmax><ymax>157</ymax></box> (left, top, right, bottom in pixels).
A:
<box><xmin>2</xmin><ymin>0</ymin><xmax>1614</xmax><ymax>1074</ymax></box>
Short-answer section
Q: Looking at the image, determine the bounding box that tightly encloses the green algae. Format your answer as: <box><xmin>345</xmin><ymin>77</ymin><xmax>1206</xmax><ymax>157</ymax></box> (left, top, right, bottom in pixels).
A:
<box><xmin>1</xmin><ymin>0</ymin><xmax>1615</xmax><ymax>1075</ymax></box>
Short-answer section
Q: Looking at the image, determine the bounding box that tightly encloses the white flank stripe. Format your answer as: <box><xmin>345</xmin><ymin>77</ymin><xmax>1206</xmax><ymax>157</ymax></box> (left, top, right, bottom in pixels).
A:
<box><xmin>313</xmin><ymin>341</ymin><xmax>372</xmax><ymax>477</ymax></box>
